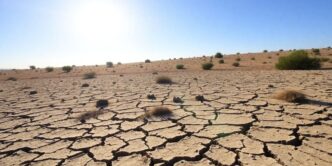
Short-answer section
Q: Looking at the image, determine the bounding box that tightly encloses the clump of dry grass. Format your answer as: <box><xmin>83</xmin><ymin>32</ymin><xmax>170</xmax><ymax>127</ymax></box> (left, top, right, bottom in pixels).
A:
<box><xmin>156</xmin><ymin>76</ymin><xmax>172</xmax><ymax>84</ymax></box>
<box><xmin>273</xmin><ymin>90</ymin><xmax>307</xmax><ymax>103</ymax></box>
<box><xmin>78</xmin><ymin>110</ymin><xmax>104</xmax><ymax>123</ymax></box>
<box><xmin>144</xmin><ymin>107</ymin><xmax>173</xmax><ymax>119</ymax></box>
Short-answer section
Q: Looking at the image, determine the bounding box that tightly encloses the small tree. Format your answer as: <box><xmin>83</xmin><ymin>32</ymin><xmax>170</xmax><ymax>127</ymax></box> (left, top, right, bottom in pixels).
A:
<box><xmin>202</xmin><ymin>62</ymin><xmax>214</xmax><ymax>70</ymax></box>
<box><xmin>62</xmin><ymin>66</ymin><xmax>73</xmax><ymax>73</ymax></box>
<box><xmin>218</xmin><ymin>59</ymin><xmax>224</xmax><ymax>64</ymax></box>
<box><xmin>145</xmin><ymin>59</ymin><xmax>151</xmax><ymax>63</ymax></box>
<box><xmin>215</xmin><ymin>52</ymin><xmax>223</xmax><ymax>58</ymax></box>
<box><xmin>275</xmin><ymin>50</ymin><xmax>321</xmax><ymax>70</ymax></box>
<box><xmin>106</xmin><ymin>62</ymin><xmax>113</xmax><ymax>68</ymax></box>
<box><xmin>30</xmin><ymin>66</ymin><xmax>36</xmax><ymax>70</ymax></box>
<box><xmin>45</xmin><ymin>67</ymin><xmax>54</xmax><ymax>72</ymax></box>
<box><xmin>263</xmin><ymin>50</ymin><xmax>268</xmax><ymax>53</ymax></box>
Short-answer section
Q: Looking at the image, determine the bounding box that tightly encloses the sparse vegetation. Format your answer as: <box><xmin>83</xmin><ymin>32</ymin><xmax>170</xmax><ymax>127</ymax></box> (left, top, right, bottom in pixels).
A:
<box><xmin>202</xmin><ymin>62</ymin><xmax>214</xmax><ymax>70</ymax></box>
<box><xmin>117</xmin><ymin>62</ymin><xmax>122</xmax><ymax>65</ymax></box>
<box><xmin>273</xmin><ymin>90</ymin><xmax>306</xmax><ymax>103</ymax></box>
<box><xmin>173</xmin><ymin>97</ymin><xmax>183</xmax><ymax>103</ymax></box>
<box><xmin>96</xmin><ymin>99</ymin><xmax>109</xmax><ymax>108</ymax></box>
<box><xmin>268</xmin><ymin>56</ymin><xmax>272</xmax><ymax>59</ymax></box>
<box><xmin>279</xmin><ymin>49</ymin><xmax>284</xmax><ymax>52</ymax></box>
<box><xmin>83</xmin><ymin>72</ymin><xmax>96</xmax><ymax>79</ymax></box>
<box><xmin>45</xmin><ymin>67</ymin><xmax>54</xmax><ymax>72</ymax></box>
<box><xmin>176</xmin><ymin>64</ymin><xmax>185</xmax><ymax>69</ymax></box>
<box><xmin>81</xmin><ymin>83</ymin><xmax>89</xmax><ymax>87</ymax></box>
<box><xmin>6</xmin><ymin>77</ymin><xmax>17</xmax><ymax>81</ymax></box>
<box><xmin>312</xmin><ymin>48</ymin><xmax>320</xmax><ymax>55</ymax></box>
<box><xmin>106</xmin><ymin>62</ymin><xmax>113</xmax><ymax>68</ymax></box>
<box><xmin>275</xmin><ymin>50</ymin><xmax>321</xmax><ymax>70</ymax></box>
<box><xmin>156</xmin><ymin>76</ymin><xmax>172</xmax><ymax>84</ymax></box>
<box><xmin>232</xmin><ymin>62</ymin><xmax>240</xmax><ymax>67</ymax></box>
<box><xmin>145</xmin><ymin>59</ymin><xmax>151</xmax><ymax>63</ymax></box>
<box><xmin>30</xmin><ymin>65</ymin><xmax>36</xmax><ymax>70</ymax></box>
<box><xmin>263</xmin><ymin>50</ymin><xmax>268</xmax><ymax>53</ymax></box>
<box><xmin>62</xmin><ymin>66</ymin><xmax>73</xmax><ymax>73</ymax></box>
<box><xmin>145</xmin><ymin>107</ymin><xmax>173</xmax><ymax>118</ymax></box>
<box><xmin>215</xmin><ymin>52</ymin><xmax>223</xmax><ymax>58</ymax></box>
<box><xmin>195</xmin><ymin>95</ymin><xmax>205</xmax><ymax>102</ymax></box>
<box><xmin>78</xmin><ymin>110</ymin><xmax>104</xmax><ymax>123</ymax></box>
<box><xmin>218</xmin><ymin>59</ymin><xmax>224</xmax><ymax>64</ymax></box>
<box><xmin>236</xmin><ymin>57</ymin><xmax>241</xmax><ymax>61</ymax></box>
<box><xmin>319</xmin><ymin>57</ymin><xmax>330</xmax><ymax>62</ymax></box>
<box><xmin>147</xmin><ymin>94</ymin><xmax>156</xmax><ymax>100</ymax></box>
<box><xmin>251</xmin><ymin>57</ymin><xmax>255</xmax><ymax>60</ymax></box>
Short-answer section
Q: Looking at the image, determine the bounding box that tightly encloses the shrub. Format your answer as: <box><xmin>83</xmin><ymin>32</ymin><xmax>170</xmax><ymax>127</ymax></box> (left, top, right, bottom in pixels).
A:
<box><xmin>117</xmin><ymin>62</ymin><xmax>121</xmax><ymax>65</ymax></box>
<box><xmin>268</xmin><ymin>56</ymin><xmax>272</xmax><ymax>59</ymax></box>
<box><xmin>145</xmin><ymin>107</ymin><xmax>173</xmax><ymax>119</ymax></box>
<box><xmin>96</xmin><ymin>99</ymin><xmax>109</xmax><ymax>108</ymax></box>
<box><xmin>83</xmin><ymin>72</ymin><xmax>96</xmax><ymax>79</ymax></box>
<box><xmin>319</xmin><ymin>57</ymin><xmax>330</xmax><ymax>62</ymax></box>
<box><xmin>328</xmin><ymin>46</ymin><xmax>331</xmax><ymax>50</ymax></box>
<box><xmin>215</xmin><ymin>52</ymin><xmax>223</xmax><ymax>58</ymax></box>
<box><xmin>312</xmin><ymin>48</ymin><xmax>320</xmax><ymax>55</ymax></box>
<box><xmin>236</xmin><ymin>57</ymin><xmax>241</xmax><ymax>61</ymax></box>
<box><xmin>236</xmin><ymin>52</ymin><xmax>240</xmax><ymax>55</ymax></box>
<box><xmin>273</xmin><ymin>90</ymin><xmax>306</xmax><ymax>103</ymax></box>
<box><xmin>156</xmin><ymin>76</ymin><xmax>172</xmax><ymax>84</ymax></box>
<box><xmin>202</xmin><ymin>62</ymin><xmax>213</xmax><ymax>70</ymax></box>
<box><xmin>279</xmin><ymin>49</ymin><xmax>284</xmax><ymax>52</ymax></box>
<box><xmin>106</xmin><ymin>62</ymin><xmax>113</xmax><ymax>68</ymax></box>
<box><xmin>30</xmin><ymin>66</ymin><xmax>36</xmax><ymax>70</ymax></box>
<box><xmin>145</xmin><ymin>59</ymin><xmax>151</xmax><ymax>63</ymax></box>
<box><xmin>263</xmin><ymin>50</ymin><xmax>268</xmax><ymax>53</ymax></box>
<box><xmin>6</xmin><ymin>77</ymin><xmax>17</xmax><ymax>81</ymax></box>
<box><xmin>176</xmin><ymin>64</ymin><xmax>185</xmax><ymax>69</ymax></box>
<box><xmin>218</xmin><ymin>59</ymin><xmax>224</xmax><ymax>64</ymax></box>
<box><xmin>275</xmin><ymin>50</ymin><xmax>321</xmax><ymax>70</ymax></box>
<box><xmin>62</xmin><ymin>66</ymin><xmax>73</xmax><ymax>73</ymax></box>
<box><xmin>45</xmin><ymin>67</ymin><xmax>54</xmax><ymax>72</ymax></box>
<box><xmin>251</xmin><ymin>57</ymin><xmax>255</xmax><ymax>60</ymax></box>
<box><xmin>232</xmin><ymin>62</ymin><xmax>240</xmax><ymax>67</ymax></box>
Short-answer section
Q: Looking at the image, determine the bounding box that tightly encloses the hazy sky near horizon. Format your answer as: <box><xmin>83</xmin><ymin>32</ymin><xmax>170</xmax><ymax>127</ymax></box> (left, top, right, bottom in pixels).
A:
<box><xmin>1</xmin><ymin>0</ymin><xmax>332</xmax><ymax>69</ymax></box>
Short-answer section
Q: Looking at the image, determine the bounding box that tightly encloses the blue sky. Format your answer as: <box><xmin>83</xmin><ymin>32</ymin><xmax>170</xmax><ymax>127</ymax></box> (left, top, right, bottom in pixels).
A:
<box><xmin>0</xmin><ymin>0</ymin><xmax>332</xmax><ymax>69</ymax></box>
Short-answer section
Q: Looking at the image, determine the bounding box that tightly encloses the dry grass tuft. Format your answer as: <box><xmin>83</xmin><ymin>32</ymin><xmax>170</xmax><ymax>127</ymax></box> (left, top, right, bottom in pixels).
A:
<box><xmin>145</xmin><ymin>107</ymin><xmax>173</xmax><ymax>118</ymax></box>
<box><xmin>78</xmin><ymin>110</ymin><xmax>104</xmax><ymax>123</ymax></box>
<box><xmin>273</xmin><ymin>90</ymin><xmax>306</xmax><ymax>103</ymax></box>
<box><xmin>156</xmin><ymin>76</ymin><xmax>172</xmax><ymax>84</ymax></box>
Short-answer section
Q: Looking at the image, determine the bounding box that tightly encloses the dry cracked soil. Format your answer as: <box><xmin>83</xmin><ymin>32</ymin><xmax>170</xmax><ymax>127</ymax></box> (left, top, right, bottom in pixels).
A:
<box><xmin>0</xmin><ymin>70</ymin><xmax>331</xmax><ymax>166</ymax></box>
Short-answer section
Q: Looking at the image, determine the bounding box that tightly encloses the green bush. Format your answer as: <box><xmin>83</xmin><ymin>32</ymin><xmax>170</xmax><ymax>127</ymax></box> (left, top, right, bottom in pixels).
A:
<box><xmin>215</xmin><ymin>52</ymin><xmax>223</xmax><ymax>58</ymax></box>
<box><xmin>45</xmin><ymin>67</ymin><xmax>54</xmax><ymax>72</ymax></box>
<box><xmin>30</xmin><ymin>66</ymin><xmax>36</xmax><ymax>70</ymax></box>
<box><xmin>106</xmin><ymin>62</ymin><xmax>113</xmax><ymax>68</ymax></box>
<box><xmin>202</xmin><ymin>62</ymin><xmax>214</xmax><ymax>70</ymax></box>
<box><xmin>62</xmin><ymin>66</ymin><xmax>73</xmax><ymax>73</ymax></box>
<box><xmin>83</xmin><ymin>72</ymin><xmax>96</xmax><ymax>79</ymax></box>
<box><xmin>275</xmin><ymin>50</ymin><xmax>321</xmax><ymax>70</ymax></box>
<box><xmin>263</xmin><ymin>50</ymin><xmax>268</xmax><ymax>53</ymax></box>
<box><xmin>176</xmin><ymin>64</ymin><xmax>184</xmax><ymax>69</ymax></box>
<box><xmin>232</xmin><ymin>62</ymin><xmax>240</xmax><ymax>67</ymax></box>
<box><xmin>218</xmin><ymin>59</ymin><xmax>224</xmax><ymax>64</ymax></box>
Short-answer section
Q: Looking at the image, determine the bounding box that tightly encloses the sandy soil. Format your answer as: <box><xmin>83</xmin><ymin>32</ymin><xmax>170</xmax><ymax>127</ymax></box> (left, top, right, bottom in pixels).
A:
<box><xmin>0</xmin><ymin>49</ymin><xmax>331</xmax><ymax>165</ymax></box>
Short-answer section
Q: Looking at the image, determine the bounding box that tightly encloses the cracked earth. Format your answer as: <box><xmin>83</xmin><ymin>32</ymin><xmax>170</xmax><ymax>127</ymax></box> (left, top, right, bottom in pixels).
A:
<box><xmin>0</xmin><ymin>70</ymin><xmax>331</xmax><ymax>166</ymax></box>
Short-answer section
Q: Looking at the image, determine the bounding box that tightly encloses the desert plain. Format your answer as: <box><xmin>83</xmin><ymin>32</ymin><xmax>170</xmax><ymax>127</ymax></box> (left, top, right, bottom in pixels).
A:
<box><xmin>0</xmin><ymin>49</ymin><xmax>331</xmax><ymax>166</ymax></box>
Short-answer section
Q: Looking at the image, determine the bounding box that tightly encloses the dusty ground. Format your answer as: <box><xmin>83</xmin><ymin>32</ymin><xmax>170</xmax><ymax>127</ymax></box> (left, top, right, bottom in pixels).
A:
<box><xmin>0</xmin><ymin>69</ymin><xmax>331</xmax><ymax>165</ymax></box>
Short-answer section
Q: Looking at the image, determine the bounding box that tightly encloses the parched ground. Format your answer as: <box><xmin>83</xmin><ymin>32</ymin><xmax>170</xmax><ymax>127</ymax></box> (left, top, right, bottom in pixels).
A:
<box><xmin>0</xmin><ymin>70</ymin><xmax>331</xmax><ymax>166</ymax></box>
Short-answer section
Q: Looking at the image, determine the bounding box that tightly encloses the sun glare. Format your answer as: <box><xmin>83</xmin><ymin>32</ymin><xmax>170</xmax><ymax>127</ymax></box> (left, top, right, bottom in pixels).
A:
<box><xmin>70</xmin><ymin>1</ymin><xmax>130</xmax><ymax>43</ymax></box>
